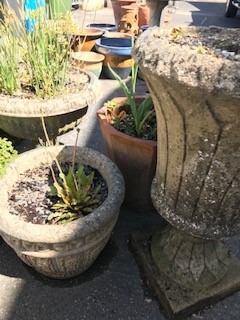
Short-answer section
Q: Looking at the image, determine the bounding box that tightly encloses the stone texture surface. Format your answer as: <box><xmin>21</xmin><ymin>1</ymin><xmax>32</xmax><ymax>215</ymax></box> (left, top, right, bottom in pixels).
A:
<box><xmin>131</xmin><ymin>230</ymin><xmax>240</xmax><ymax>319</ymax></box>
<box><xmin>133</xmin><ymin>26</ymin><xmax>240</xmax><ymax>239</ymax></box>
<box><xmin>0</xmin><ymin>146</ymin><xmax>125</xmax><ymax>278</ymax></box>
<box><xmin>133</xmin><ymin>27</ymin><xmax>240</xmax><ymax>98</ymax></box>
<box><xmin>132</xmin><ymin>25</ymin><xmax>240</xmax><ymax>294</ymax></box>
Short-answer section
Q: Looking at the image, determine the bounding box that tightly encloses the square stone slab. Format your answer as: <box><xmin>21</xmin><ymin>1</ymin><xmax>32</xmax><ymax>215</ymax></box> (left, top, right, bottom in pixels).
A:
<box><xmin>131</xmin><ymin>230</ymin><xmax>240</xmax><ymax>319</ymax></box>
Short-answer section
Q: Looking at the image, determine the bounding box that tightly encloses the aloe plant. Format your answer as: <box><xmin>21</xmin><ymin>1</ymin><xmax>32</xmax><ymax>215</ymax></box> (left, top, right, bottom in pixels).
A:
<box><xmin>41</xmin><ymin>120</ymin><xmax>102</xmax><ymax>225</ymax></box>
<box><xmin>108</xmin><ymin>63</ymin><xmax>154</xmax><ymax>138</ymax></box>
<box><xmin>48</xmin><ymin>164</ymin><xmax>101</xmax><ymax>224</ymax></box>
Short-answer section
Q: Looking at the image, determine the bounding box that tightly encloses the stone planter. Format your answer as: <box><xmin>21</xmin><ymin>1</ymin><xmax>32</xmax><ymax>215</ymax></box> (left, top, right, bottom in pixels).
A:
<box><xmin>0</xmin><ymin>70</ymin><xmax>101</xmax><ymax>141</ymax></box>
<box><xmin>132</xmin><ymin>26</ymin><xmax>240</xmax><ymax>316</ymax></box>
<box><xmin>0</xmin><ymin>146</ymin><xmax>125</xmax><ymax>279</ymax></box>
<box><xmin>97</xmin><ymin>97</ymin><xmax>157</xmax><ymax>211</ymax></box>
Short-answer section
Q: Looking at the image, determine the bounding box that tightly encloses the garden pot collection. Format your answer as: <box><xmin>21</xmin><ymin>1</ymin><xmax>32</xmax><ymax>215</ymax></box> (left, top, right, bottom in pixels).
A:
<box><xmin>0</xmin><ymin>146</ymin><xmax>125</xmax><ymax>279</ymax></box>
<box><xmin>97</xmin><ymin>97</ymin><xmax>157</xmax><ymax>211</ymax></box>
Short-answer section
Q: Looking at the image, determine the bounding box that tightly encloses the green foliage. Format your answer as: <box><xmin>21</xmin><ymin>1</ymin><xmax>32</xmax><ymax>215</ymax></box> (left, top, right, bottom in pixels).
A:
<box><xmin>0</xmin><ymin>7</ymin><xmax>20</xmax><ymax>95</ymax></box>
<box><xmin>108</xmin><ymin>63</ymin><xmax>154</xmax><ymax>138</ymax></box>
<box><xmin>0</xmin><ymin>138</ymin><xmax>18</xmax><ymax>178</ymax></box>
<box><xmin>0</xmin><ymin>6</ymin><xmax>75</xmax><ymax>98</ymax></box>
<box><xmin>48</xmin><ymin>164</ymin><xmax>101</xmax><ymax>224</ymax></box>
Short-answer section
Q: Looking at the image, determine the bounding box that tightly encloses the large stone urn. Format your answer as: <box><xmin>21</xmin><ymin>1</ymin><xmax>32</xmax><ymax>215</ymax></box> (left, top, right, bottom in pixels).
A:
<box><xmin>132</xmin><ymin>26</ymin><xmax>240</xmax><ymax>316</ymax></box>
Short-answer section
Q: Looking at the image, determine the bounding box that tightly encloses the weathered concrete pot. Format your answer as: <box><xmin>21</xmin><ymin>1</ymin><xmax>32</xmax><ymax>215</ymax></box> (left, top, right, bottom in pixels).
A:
<box><xmin>133</xmin><ymin>26</ymin><xmax>240</xmax><ymax>289</ymax></box>
<box><xmin>97</xmin><ymin>97</ymin><xmax>157</xmax><ymax>211</ymax></box>
<box><xmin>0</xmin><ymin>146</ymin><xmax>125</xmax><ymax>279</ymax></box>
<box><xmin>0</xmin><ymin>70</ymin><xmax>101</xmax><ymax>141</ymax></box>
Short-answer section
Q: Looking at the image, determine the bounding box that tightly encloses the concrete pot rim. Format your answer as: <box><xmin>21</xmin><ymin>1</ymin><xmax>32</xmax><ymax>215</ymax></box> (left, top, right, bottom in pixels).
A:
<box><xmin>133</xmin><ymin>26</ymin><xmax>240</xmax><ymax>98</ymax></box>
<box><xmin>97</xmin><ymin>96</ymin><xmax>158</xmax><ymax>147</ymax></box>
<box><xmin>0</xmin><ymin>70</ymin><xmax>101</xmax><ymax>117</ymax></box>
<box><xmin>0</xmin><ymin>146</ymin><xmax>125</xmax><ymax>243</ymax></box>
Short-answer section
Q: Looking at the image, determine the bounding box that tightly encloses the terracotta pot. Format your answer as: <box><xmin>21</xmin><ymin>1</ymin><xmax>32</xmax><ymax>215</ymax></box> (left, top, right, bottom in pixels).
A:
<box><xmin>118</xmin><ymin>5</ymin><xmax>139</xmax><ymax>34</ymax></box>
<box><xmin>71</xmin><ymin>28</ymin><xmax>104</xmax><ymax>52</ymax></box>
<box><xmin>110</xmin><ymin>0</ymin><xmax>137</xmax><ymax>25</ymax></box>
<box><xmin>97</xmin><ymin>97</ymin><xmax>157</xmax><ymax>211</ymax></box>
<box><xmin>0</xmin><ymin>70</ymin><xmax>101</xmax><ymax>141</ymax></box>
<box><xmin>0</xmin><ymin>146</ymin><xmax>125</xmax><ymax>279</ymax></box>
<box><xmin>138</xmin><ymin>4</ymin><xmax>150</xmax><ymax>27</ymax></box>
<box><xmin>70</xmin><ymin>52</ymin><xmax>105</xmax><ymax>78</ymax></box>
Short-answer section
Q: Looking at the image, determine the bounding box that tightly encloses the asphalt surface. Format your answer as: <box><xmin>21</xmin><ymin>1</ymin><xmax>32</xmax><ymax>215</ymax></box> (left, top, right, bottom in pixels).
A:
<box><xmin>0</xmin><ymin>2</ymin><xmax>240</xmax><ymax>320</ymax></box>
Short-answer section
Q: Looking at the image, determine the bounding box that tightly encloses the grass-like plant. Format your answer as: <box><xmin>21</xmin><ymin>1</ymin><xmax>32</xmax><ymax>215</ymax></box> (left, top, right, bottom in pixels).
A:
<box><xmin>42</xmin><ymin>119</ymin><xmax>102</xmax><ymax>224</ymax></box>
<box><xmin>0</xmin><ymin>6</ymin><xmax>75</xmax><ymax>98</ymax></box>
<box><xmin>21</xmin><ymin>9</ymin><xmax>70</xmax><ymax>98</ymax></box>
<box><xmin>108</xmin><ymin>63</ymin><xmax>153</xmax><ymax>138</ymax></box>
<box><xmin>0</xmin><ymin>138</ymin><xmax>18</xmax><ymax>179</ymax></box>
<box><xmin>0</xmin><ymin>7</ymin><xmax>20</xmax><ymax>95</ymax></box>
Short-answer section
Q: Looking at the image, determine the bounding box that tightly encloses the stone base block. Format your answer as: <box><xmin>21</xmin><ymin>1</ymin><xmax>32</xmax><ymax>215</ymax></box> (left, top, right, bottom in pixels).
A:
<box><xmin>131</xmin><ymin>231</ymin><xmax>240</xmax><ymax>319</ymax></box>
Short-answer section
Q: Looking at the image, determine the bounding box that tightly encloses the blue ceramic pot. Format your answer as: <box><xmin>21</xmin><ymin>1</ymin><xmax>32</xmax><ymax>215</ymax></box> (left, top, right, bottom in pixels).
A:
<box><xmin>87</xmin><ymin>23</ymin><xmax>118</xmax><ymax>32</ymax></box>
<box><xmin>95</xmin><ymin>38</ymin><xmax>132</xmax><ymax>56</ymax></box>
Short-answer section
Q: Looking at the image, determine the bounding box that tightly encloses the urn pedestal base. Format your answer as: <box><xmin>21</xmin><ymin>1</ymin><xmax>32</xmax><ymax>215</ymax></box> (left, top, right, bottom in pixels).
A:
<box><xmin>131</xmin><ymin>230</ymin><xmax>240</xmax><ymax>319</ymax></box>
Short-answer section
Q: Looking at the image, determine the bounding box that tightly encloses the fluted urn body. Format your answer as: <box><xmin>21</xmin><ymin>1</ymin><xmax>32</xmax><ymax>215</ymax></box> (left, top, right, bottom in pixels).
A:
<box><xmin>133</xmin><ymin>26</ymin><xmax>240</xmax><ymax>288</ymax></box>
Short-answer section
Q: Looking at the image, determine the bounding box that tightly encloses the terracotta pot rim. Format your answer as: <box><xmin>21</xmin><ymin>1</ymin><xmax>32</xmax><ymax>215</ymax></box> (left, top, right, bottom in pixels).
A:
<box><xmin>97</xmin><ymin>96</ymin><xmax>157</xmax><ymax>146</ymax></box>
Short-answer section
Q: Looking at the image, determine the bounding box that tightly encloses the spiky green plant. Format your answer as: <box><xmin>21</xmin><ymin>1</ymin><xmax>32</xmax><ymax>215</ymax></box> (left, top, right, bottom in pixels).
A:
<box><xmin>41</xmin><ymin>119</ymin><xmax>102</xmax><ymax>225</ymax></box>
<box><xmin>108</xmin><ymin>63</ymin><xmax>154</xmax><ymax>138</ymax></box>
<box><xmin>48</xmin><ymin>164</ymin><xmax>101</xmax><ymax>224</ymax></box>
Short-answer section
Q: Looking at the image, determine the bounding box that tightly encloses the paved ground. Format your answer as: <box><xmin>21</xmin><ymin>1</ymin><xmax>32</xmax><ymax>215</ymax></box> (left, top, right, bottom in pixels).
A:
<box><xmin>0</xmin><ymin>2</ymin><xmax>240</xmax><ymax>320</ymax></box>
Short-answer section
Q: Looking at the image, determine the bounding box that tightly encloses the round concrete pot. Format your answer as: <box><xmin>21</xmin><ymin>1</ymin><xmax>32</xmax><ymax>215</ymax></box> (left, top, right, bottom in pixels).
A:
<box><xmin>70</xmin><ymin>51</ymin><xmax>105</xmax><ymax>78</ymax></box>
<box><xmin>133</xmin><ymin>26</ymin><xmax>240</xmax><ymax>289</ymax></box>
<box><xmin>0</xmin><ymin>70</ymin><xmax>101</xmax><ymax>141</ymax></box>
<box><xmin>0</xmin><ymin>146</ymin><xmax>125</xmax><ymax>279</ymax></box>
<box><xmin>97</xmin><ymin>97</ymin><xmax>157</xmax><ymax>211</ymax></box>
